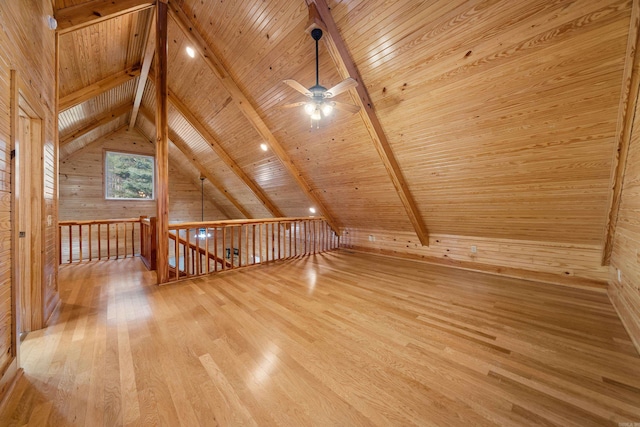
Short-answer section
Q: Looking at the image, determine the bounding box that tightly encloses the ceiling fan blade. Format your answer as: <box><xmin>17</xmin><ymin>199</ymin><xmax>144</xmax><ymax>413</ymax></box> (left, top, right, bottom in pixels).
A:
<box><xmin>283</xmin><ymin>79</ymin><xmax>312</xmax><ymax>97</ymax></box>
<box><xmin>324</xmin><ymin>78</ymin><xmax>358</xmax><ymax>98</ymax></box>
<box><xmin>333</xmin><ymin>101</ymin><xmax>360</xmax><ymax>114</ymax></box>
<box><xmin>277</xmin><ymin>101</ymin><xmax>308</xmax><ymax>110</ymax></box>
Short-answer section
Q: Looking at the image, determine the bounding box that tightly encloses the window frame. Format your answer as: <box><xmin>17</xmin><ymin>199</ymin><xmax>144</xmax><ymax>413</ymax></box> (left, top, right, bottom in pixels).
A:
<box><xmin>103</xmin><ymin>149</ymin><xmax>156</xmax><ymax>201</ymax></box>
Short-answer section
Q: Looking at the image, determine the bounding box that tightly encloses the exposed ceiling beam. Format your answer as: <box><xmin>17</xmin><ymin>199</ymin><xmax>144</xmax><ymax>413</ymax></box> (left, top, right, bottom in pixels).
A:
<box><xmin>55</xmin><ymin>0</ymin><xmax>155</xmax><ymax>34</ymax></box>
<box><xmin>167</xmin><ymin>1</ymin><xmax>341</xmax><ymax>234</ymax></box>
<box><xmin>147</xmin><ymin>70</ymin><xmax>285</xmax><ymax>219</ymax></box>
<box><xmin>602</xmin><ymin>0</ymin><xmax>640</xmax><ymax>265</ymax></box>
<box><xmin>306</xmin><ymin>0</ymin><xmax>429</xmax><ymax>246</ymax></box>
<box><xmin>59</xmin><ymin>65</ymin><xmax>141</xmax><ymax>111</ymax></box>
<box><xmin>129</xmin><ymin>8</ymin><xmax>156</xmax><ymax>130</ymax></box>
<box><xmin>138</xmin><ymin>107</ymin><xmax>253</xmax><ymax>219</ymax></box>
<box><xmin>59</xmin><ymin>102</ymin><xmax>133</xmax><ymax>146</ymax></box>
<box><xmin>61</xmin><ymin>124</ymin><xmax>128</xmax><ymax>162</ymax></box>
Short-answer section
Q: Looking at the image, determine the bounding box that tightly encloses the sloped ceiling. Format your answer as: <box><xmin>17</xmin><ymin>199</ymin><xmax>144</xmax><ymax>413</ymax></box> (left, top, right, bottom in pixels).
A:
<box><xmin>56</xmin><ymin>0</ymin><xmax>632</xmax><ymax>246</ymax></box>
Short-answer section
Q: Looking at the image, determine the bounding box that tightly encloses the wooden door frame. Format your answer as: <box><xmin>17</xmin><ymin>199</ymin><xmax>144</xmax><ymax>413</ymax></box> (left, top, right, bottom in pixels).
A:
<box><xmin>8</xmin><ymin>68</ymin><xmax>45</xmax><ymax>365</ymax></box>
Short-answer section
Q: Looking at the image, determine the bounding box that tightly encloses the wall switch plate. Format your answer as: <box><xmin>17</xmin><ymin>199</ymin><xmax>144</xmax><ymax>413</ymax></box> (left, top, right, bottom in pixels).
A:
<box><xmin>368</xmin><ymin>235</ymin><xmax>375</xmax><ymax>242</ymax></box>
<box><xmin>47</xmin><ymin>215</ymin><xmax>52</xmax><ymax>226</ymax></box>
<box><xmin>470</xmin><ymin>245</ymin><xmax>477</xmax><ymax>254</ymax></box>
<box><xmin>617</xmin><ymin>268</ymin><xmax>622</xmax><ymax>282</ymax></box>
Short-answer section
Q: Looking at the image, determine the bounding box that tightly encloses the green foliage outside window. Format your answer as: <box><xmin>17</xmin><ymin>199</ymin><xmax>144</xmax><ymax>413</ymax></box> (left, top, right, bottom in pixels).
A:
<box><xmin>105</xmin><ymin>151</ymin><xmax>154</xmax><ymax>199</ymax></box>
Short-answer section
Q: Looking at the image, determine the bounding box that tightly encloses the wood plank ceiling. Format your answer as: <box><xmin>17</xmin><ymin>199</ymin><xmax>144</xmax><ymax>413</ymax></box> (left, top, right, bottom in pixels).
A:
<box><xmin>56</xmin><ymin>0</ymin><xmax>632</xmax><ymax>247</ymax></box>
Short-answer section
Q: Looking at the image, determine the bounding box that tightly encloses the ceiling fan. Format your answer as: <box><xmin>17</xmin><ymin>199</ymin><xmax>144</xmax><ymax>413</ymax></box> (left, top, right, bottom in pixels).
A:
<box><xmin>282</xmin><ymin>28</ymin><xmax>360</xmax><ymax>122</ymax></box>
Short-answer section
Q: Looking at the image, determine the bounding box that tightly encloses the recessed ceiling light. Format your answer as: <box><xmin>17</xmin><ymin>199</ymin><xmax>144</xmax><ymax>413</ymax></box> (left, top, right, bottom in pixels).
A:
<box><xmin>309</xmin><ymin>207</ymin><xmax>316</xmax><ymax>214</ymax></box>
<box><xmin>186</xmin><ymin>46</ymin><xmax>195</xmax><ymax>58</ymax></box>
<box><xmin>260</xmin><ymin>143</ymin><xmax>268</xmax><ymax>151</ymax></box>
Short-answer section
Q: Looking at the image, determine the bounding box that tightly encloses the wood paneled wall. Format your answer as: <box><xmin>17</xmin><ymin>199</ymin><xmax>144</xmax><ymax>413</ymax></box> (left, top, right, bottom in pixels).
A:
<box><xmin>341</xmin><ymin>229</ymin><xmax>608</xmax><ymax>291</ymax></box>
<box><xmin>0</xmin><ymin>0</ymin><xmax>57</xmax><ymax>404</ymax></box>
<box><xmin>59</xmin><ymin>127</ymin><xmax>227</xmax><ymax>222</ymax></box>
<box><xmin>610</xmin><ymin>85</ymin><xmax>640</xmax><ymax>354</ymax></box>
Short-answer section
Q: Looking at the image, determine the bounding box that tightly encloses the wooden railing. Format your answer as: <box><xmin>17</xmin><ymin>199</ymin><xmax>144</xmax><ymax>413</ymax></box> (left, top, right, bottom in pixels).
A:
<box><xmin>165</xmin><ymin>217</ymin><xmax>339</xmax><ymax>283</ymax></box>
<box><xmin>140</xmin><ymin>216</ymin><xmax>157</xmax><ymax>271</ymax></box>
<box><xmin>59</xmin><ymin>217</ymin><xmax>143</xmax><ymax>264</ymax></box>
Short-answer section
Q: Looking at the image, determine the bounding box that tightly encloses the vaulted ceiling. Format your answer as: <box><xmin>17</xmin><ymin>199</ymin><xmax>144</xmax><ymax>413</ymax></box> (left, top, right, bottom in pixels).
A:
<box><xmin>55</xmin><ymin>0</ymin><xmax>633</xmax><ymax>248</ymax></box>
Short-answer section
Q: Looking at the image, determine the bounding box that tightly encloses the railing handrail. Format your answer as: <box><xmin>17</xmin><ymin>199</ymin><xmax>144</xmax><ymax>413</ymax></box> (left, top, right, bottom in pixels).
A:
<box><xmin>168</xmin><ymin>216</ymin><xmax>327</xmax><ymax>230</ymax></box>
<box><xmin>59</xmin><ymin>218</ymin><xmax>141</xmax><ymax>226</ymax></box>
<box><xmin>59</xmin><ymin>217</ymin><xmax>144</xmax><ymax>265</ymax></box>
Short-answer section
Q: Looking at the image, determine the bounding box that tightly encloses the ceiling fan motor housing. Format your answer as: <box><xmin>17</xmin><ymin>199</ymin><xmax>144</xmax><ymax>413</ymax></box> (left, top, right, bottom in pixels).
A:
<box><xmin>311</xmin><ymin>28</ymin><xmax>323</xmax><ymax>41</ymax></box>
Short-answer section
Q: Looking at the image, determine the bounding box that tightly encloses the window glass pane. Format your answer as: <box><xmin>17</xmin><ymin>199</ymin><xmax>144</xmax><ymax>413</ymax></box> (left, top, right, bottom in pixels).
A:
<box><xmin>105</xmin><ymin>151</ymin><xmax>154</xmax><ymax>199</ymax></box>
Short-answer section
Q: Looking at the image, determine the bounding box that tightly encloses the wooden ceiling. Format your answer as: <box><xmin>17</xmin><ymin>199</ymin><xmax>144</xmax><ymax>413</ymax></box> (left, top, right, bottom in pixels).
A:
<box><xmin>55</xmin><ymin>0</ymin><xmax>633</xmax><ymax>248</ymax></box>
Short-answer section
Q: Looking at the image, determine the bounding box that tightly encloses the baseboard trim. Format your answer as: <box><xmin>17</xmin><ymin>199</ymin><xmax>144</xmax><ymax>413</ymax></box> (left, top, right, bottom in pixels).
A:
<box><xmin>0</xmin><ymin>361</ymin><xmax>23</xmax><ymax>413</ymax></box>
<box><xmin>608</xmin><ymin>286</ymin><xmax>640</xmax><ymax>356</ymax></box>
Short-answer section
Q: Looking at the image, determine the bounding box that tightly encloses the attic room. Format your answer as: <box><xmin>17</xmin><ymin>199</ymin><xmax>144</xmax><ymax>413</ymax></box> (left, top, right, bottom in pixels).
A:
<box><xmin>1</xmin><ymin>0</ymin><xmax>640</xmax><ymax>425</ymax></box>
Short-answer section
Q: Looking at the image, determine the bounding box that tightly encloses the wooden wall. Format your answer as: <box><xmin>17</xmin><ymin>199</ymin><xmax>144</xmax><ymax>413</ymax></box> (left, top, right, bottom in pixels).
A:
<box><xmin>59</xmin><ymin>127</ymin><xmax>228</xmax><ymax>222</ymax></box>
<box><xmin>341</xmin><ymin>229</ymin><xmax>608</xmax><ymax>291</ymax></box>
<box><xmin>0</xmin><ymin>0</ymin><xmax>57</xmax><ymax>404</ymax></box>
<box><xmin>609</xmin><ymin>88</ymin><xmax>640</xmax><ymax>354</ymax></box>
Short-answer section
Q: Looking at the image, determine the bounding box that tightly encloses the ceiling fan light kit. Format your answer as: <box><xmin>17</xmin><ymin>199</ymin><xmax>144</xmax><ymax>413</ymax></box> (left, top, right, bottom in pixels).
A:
<box><xmin>282</xmin><ymin>28</ymin><xmax>360</xmax><ymax>127</ymax></box>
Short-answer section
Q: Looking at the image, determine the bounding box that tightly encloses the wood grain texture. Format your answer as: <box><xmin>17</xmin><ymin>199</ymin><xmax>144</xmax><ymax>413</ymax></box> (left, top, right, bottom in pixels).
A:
<box><xmin>59</xmin><ymin>127</ymin><xmax>227</xmax><ymax>222</ymax></box>
<box><xmin>136</xmin><ymin>112</ymin><xmax>262</xmax><ymax>218</ymax></box>
<box><xmin>59</xmin><ymin>102</ymin><xmax>132</xmax><ymax>146</ymax></box>
<box><xmin>54</xmin><ymin>0</ymin><xmax>154</xmax><ymax>34</ymax></box>
<box><xmin>59</xmin><ymin>66</ymin><xmax>140</xmax><ymax>111</ymax></box>
<box><xmin>155</xmin><ymin>0</ymin><xmax>169</xmax><ymax>284</ymax></box>
<box><xmin>341</xmin><ymin>228</ymin><xmax>609</xmax><ymax>291</ymax></box>
<box><xmin>129</xmin><ymin>8</ymin><xmax>155</xmax><ymax>130</ymax></box>
<box><xmin>603</xmin><ymin>0</ymin><xmax>640</xmax><ymax>265</ymax></box>
<box><xmin>307</xmin><ymin>0</ymin><xmax>429</xmax><ymax>246</ymax></box>
<box><xmin>0</xmin><ymin>0</ymin><xmax>57</xmax><ymax>405</ymax></box>
<box><xmin>145</xmin><ymin>73</ymin><xmax>283</xmax><ymax>218</ymax></box>
<box><xmin>1</xmin><ymin>252</ymin><xmax>640</xmax><ymax>425</ymax></box>
<box><xmin>167</xmin><ymin>2</ymin><xmax>342</xmax><ymax>234</ymax></box>
<box><xmin>137</xmin><ymin>108</ymin><xmax>243</xmax><ymax>218</ymax></box>
<box><xmin>609</xmin><ymin>35</ymin><xmax>640</xmax><ymax>353</ymax></box>
<box><xmin>161</xmin><ymin>0</ymin><xmax>631</xmax><ymax>244</ymax></box>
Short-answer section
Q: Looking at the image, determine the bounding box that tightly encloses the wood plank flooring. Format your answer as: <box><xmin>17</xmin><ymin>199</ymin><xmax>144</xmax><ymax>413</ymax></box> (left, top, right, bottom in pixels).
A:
<box><xmin>1</xmin><ymin>250</ymin><xmax>640</xmax><ymax>426</ymax></box>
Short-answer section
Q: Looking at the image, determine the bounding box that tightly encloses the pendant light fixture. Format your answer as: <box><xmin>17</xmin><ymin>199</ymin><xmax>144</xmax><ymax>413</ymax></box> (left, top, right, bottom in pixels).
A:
<box><xmin>196</xmin><ymin>176</ymin><xmax>211</xmax><ymax>240</ymax></box>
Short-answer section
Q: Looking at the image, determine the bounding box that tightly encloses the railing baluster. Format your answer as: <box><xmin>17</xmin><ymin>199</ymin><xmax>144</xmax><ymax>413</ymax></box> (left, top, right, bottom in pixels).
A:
<box><xmin>238</xmin><ymin>225</ymin><xmax>242</xmax><ymax>268</ymax></box>
<box><xmin>67</xmin><ymin>225</ymin><xmax>72</xmax><ymax>264</ymax></box>
<box><xmin>184</xmin><ymin>229</ymin><xmax>190</xmax><ymax>277</ymax></box>
<box><xmin>214</xmin><ymin>227</ymin><xmax>218</xmax><ymax>272</ymax></box>
<box><xmin>88</xmin><ymin>224</ymin><xmax>92</xmax><ymax>261</ymax></box>
<box><xmin>245</xmin><ymin>224</ymin><xmax>249</xmax><ymax>266</ymax></box>
<box><xmin>222</xmin><ymin>227</ymin><xmax>226</xmax><ymax>271</ymax></box>
<box><xmin>78</xmin><ymin>225</ymin><xmax>83</xmax><ymax>263</ymax></box>
<box><xmin>229</xmin><ymin>225</ymin><xmax>236</xmax><ymax>268</ymax></box>
<box><xmin>58</xmin><ymin>225</ymin><xmax>62</xmax><ymax>265</ymax></box>
<box><xmin>259</xmin><ymin>224</ymin><xmax>263</xmax><ymax>264</ymax></box>
<box><xmin>174</xmin><ymin>230</ymin><xmax>179</xmax><ymax>280</ymax></box>
<box><xmin>271</xmin><ymin>223</ymin><xmax>275</xmax><ymax>261</ymax></box>
<box><xmin>115</xmin><ymin>222</ymin><xmax>119</xmax><ymax>260</ymax></box>
<box><xmin>123</xmin><ymin>222</ymin><xmax>127</xmax><ymax>259</ymax></box>
<box><xmin>205</xmin><ymin>228</ymin><xmax>210</xmax><ymax>274</ymax></box>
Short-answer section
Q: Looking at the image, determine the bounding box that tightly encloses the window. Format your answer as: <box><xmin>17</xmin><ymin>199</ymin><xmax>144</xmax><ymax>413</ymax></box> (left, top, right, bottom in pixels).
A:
<box><xmin>104</xmin><ymin>151</ymin><xmax>154</xmax><ymax>200</ymax></box>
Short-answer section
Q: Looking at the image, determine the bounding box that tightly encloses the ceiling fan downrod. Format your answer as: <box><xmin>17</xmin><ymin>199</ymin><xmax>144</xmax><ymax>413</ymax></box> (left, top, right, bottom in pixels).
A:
<box><xmin>311</xmin><ymin>28</ymin><xmax>322</xmax><ymax>88</ymax></box>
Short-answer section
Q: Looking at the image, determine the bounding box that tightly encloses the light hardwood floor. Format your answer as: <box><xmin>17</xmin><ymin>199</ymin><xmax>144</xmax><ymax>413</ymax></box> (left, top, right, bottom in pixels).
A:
<box><xmin>1</xmin><ymin>250</ymin><xmax>640</xmax><ymax>426</ymax></box>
